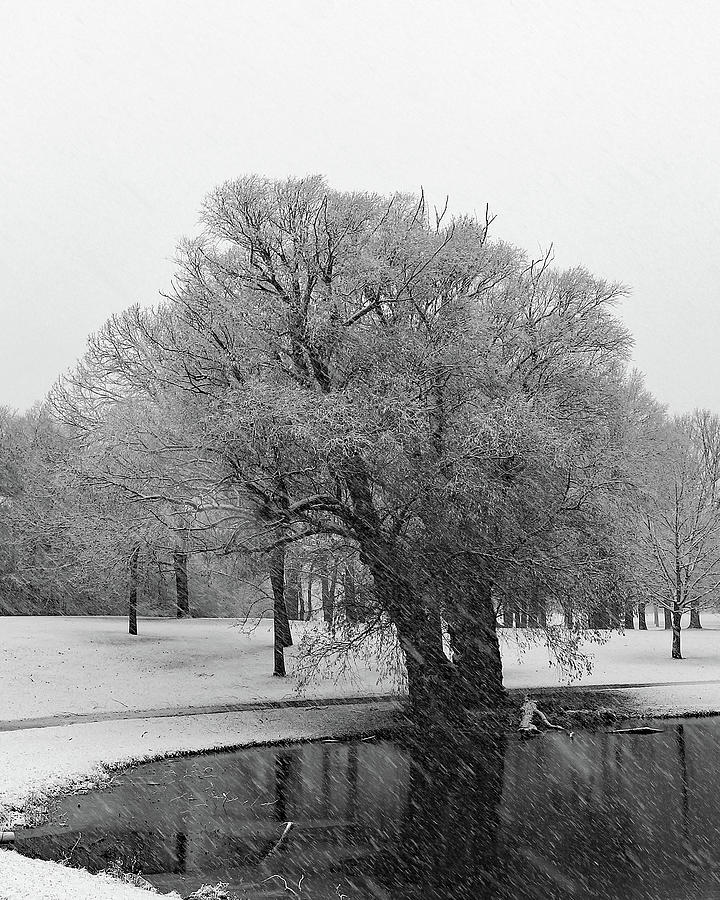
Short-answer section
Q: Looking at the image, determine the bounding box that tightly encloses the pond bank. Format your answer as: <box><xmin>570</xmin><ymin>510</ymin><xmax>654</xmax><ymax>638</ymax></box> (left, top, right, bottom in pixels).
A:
<box><xmin>2</xmin><ymin>681</ymin><xmax>718</xmax><ymax>899</ymax></box>
<box><xmin>0</xmin><ymin>701</ymin><xmax>401</xmax><ymax>900</ymax></box>
<box><xmin>7</xmin><ymin>694</ymin><xmax>720</xmax><ymax>900</ymax></box>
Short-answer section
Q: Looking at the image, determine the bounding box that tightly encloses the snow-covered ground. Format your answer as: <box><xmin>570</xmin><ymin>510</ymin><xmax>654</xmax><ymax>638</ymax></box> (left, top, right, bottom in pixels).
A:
<box><xmin>3</xmin><ymin>613</ymin><xmax>720</xmax><ymax>899</ymax></box>
<box><xmin>0</xmin><ymin>852</ymin><xmax>183</xmax><ymax>900</ymax></box>
<box><xmin>502</xmin><ymin>614</ymin><xmax>720</xmax><ymax>690</ymax></box>
<box><xmin>0</xmin><ymin>616</ymin><xmax>397</xmax><ymax>723</ymax></box>
<box><xmin>4</xmin><ymin>614</ymin><xmax>720</xmax><ymax>725</ymax></box>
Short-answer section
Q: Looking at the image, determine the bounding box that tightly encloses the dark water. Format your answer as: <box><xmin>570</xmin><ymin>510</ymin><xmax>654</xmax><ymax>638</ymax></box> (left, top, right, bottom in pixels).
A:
<box><xmin>15</xmin><ymin>719</ymin><xmax>720</xmax><ymax>899</ymax></box>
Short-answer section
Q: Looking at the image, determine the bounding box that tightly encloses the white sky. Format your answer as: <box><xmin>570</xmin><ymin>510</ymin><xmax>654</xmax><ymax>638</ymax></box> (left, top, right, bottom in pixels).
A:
<box><xmin>1</xmin><ymin>0</ymin><xmax>719</xmax><ymax>413</ymax></box>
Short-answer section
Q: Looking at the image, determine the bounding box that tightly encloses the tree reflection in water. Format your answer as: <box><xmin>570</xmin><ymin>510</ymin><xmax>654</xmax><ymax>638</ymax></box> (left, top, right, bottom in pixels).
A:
<box><xmin>375</xmin><ymin>727</ymin><xmax>506</xmax><ymax>899</ymax></box>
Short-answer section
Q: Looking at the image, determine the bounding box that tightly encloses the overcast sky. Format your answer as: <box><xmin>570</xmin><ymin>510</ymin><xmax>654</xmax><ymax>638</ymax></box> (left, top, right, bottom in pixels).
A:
<box><xmin>1</xmin><ymin>0</ymin><xmax>718</xmax><ymax>413</ymax></box>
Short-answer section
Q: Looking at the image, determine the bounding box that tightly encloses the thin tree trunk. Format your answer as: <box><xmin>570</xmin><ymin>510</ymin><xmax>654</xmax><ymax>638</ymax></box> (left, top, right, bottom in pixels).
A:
<box><xmin>637</xmin><ymin>602</ymin><xmax>647</xmax><ymax>630</ymax></box>
<box><xmin>174</xmin><ymin>547</ymin><xmax>189</xmax><ymax>618</ymax></box>
<box><xmin>270</xmin><ymin>544</ymin><xmax>292</xmax><ymax>677</ymax></box>
<box><xmin>624</xmin><ymin>602</ymin><xmax>635</xmax><ymax>629</ymax></box>
<box><xmin>538</xmin><ymin>600</ymin><xmax>547</xmax><ymax>628</ymax></box>
<box><xmin>672</xmin><ymin>606</ymin><xmax>682</xmax><ymax>659</ymax></box>
<box><xmin>321</xmin><ymin>561</ymin><xmax>338</xmax><ymax>626</ymax></box>
<box><xmin>343</xmin><ymin>566</ymin><xmax>358</xmax><ymax>623</ymax></box>
<box><xmin>563</xmin><ymin>603</ymin><xmax>573</xmax><ymax>629</ymax></box>
<box><xmin>518</xmin><ymin>603</ymin><xmax>528</xmax><ymax>628</ymax></box>
<box><xmin>528</xmin><ymin>578</ymin><xmax>540</xmax><ymax>628</ymax></box>
<box><xmin>157</xmin><ymin>563</ymin><xmax>168</xmax><ymax>612</ymax></box>
<box><xmin>306</xmin><ymin>568</ymin><xmax>313</xmax><ymax>620</ymax></box>
<box><xmin>689</xmin><ymin>598</ymin><xmax>702</xmax><ymax>629</ymax></box>
<box><xmin>298</xmin><ymin>566</ymin><xmax>306</xmax><ymax>621</ymax></box>
<box><xmin>502</xmin><ymin>600</ymin><xmax>514</xmax><ymax>628</ymax></box>
<box><xmin>284</xmin><ymin>562</ymin><xmax>300</xmax><ymax>620</ymax></box>
<box><xmin>653</xmin><ymin>604</ymin><xmax>659</xmax><ymax>628</ymax></box>
<box><xmin>321</xmin><ymin>574</ymin><xmax>331</xmax><ymax>625</ymax></box>
<box><xmin>128</xmin><ymin>544</ymin><xmax>139</xmax><ymax>636</ymax></box>
<box><xmin>527</xmin><ymin>576</ymin><xmax>546</xmax><ymax>627</ymax></box>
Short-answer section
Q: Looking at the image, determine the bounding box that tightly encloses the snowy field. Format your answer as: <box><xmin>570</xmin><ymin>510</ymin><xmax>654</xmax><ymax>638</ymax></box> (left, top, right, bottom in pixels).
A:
<box><xmin>3</xmin><ymin>614</ymin><xmax>720</xmax><ymax>723</ymax></box>
<box><xmin>0</xmin><ymin>616</ymin><xmax>397</xmax><ymax>723</ymax></box>
<box><xmin>3</xmin><ymin>614</ymin><xmax>720</xmax><ymax>899</ymax></box>
<box><xmin>502</xmin><ymin>614</ymin><xmax>720</xmax><ymax>689</ymax></box>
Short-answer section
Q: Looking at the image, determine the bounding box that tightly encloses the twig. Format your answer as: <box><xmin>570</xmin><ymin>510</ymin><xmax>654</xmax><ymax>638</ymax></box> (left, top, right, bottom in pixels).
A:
<box><xmin>263</xmin><ymin>822</ymin><xmax>294</xmax><ymax>860</ymax></box>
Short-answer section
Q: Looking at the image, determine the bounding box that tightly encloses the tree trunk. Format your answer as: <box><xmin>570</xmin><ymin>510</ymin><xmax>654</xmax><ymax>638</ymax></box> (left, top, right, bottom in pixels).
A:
<box><xmin>157</xmin><ymin>564</ymin><xmax>168</xmax><ymax>612</ymax></box>
<box><xmin>343</xmin><ymin>450</ymin><xmax>468</xmax><ymax>722</ymax></box>
<box><xmin>321</xmin><ymin>561</ymin><xmax>338</xmax><ymax>626</ymax></box>
<box><xmin>343</xmin><ymin>566</ymin><xmax>358</xmax><ymax>623</ymax></box>
<box><xmin>518</xmin><ymin>604</ymin><xmax>528</xmax><ymax>628</ymax></box>
<box><xmin>284</xmin><ymin>562</ymin><xmax>300</xmax><ymax>620</ymax></box>
<box><xmin>538</xmin><ymin>602</ymin><xmax>547</xmax><ymax>628</ymax></box>
<box><xmin>321</xmin><ymin>574</ymin><xmax>331</xmax><ymax>625</ymax></box>
<box><xmin>623</xmin><ymin>602</ymin><xmax>635</xmax><ymax>629</ymax></box>
<box><xmin>128</xmin><ymin>545</ymin><xmax>139</xmax><ymax>636</ymax></box>
<box><xmin>298</xmin><ymin>568</ymin><xmax>306</xmax><ymax>621</ymax></box>
<box><xmin>653</xmin><ymin>604</ymin><xmax>659</xmax><ymax>627</ymax></box>
<box><xmin>174</xmin><ymin>547</ymin><xmax>189</xmax><ymax>618</ymax></box>
<box><xmin>366</xmin><ymin>551</ymin><xmax>454</xmax><ymax>722</ymax></box>
<box><xmin>270</xmin><ymin>544</ymin><xmax>292</xmax><ymax>677</ymax></box>
<box><xmin>397</xmin><ymin>602</ymin><xmax>455</xmax><ymax>723</ymax></box>
<box><xmin>689</xmin><ymin>598</ymin><xmax>702</xmax><ymax>629</ymax></box>
<box><xmin>527</xmin><ymin>576</ymin><xmax>546</xmax><ymax>628</ymax></box>
<box><xmin>672</xmin><ymin>606</ymin><xmax>683</xmax><ymax>659</ymax></box>
<box><xmin>563</xmin><ymin>603</ymin><xmax>573</xmax><ymax>629</ymax></box>
<box><xmin>589</xmin><ymin>603</ymin><xmax>611</xmax><ymax>629</ymax></box>
<box><xmin>527</xmin><ymin>578</ymin><xmax>540</xmax><ymax>628</ymax></box>
<box><xmin>305</xmin><ymin>568</ymin><xmax>314</xmax><ymax>620</ymax></box>
<box><xmin>664</xmin><ymin>606</ymin><xmax>673</xmax><ymax>629</ymax></box>
<box><xmin>637</xmin><ymin>602</ymin><xmax>647</xmax><ymax>630</ymax></box>
<box><xmin>447</xmin><ymin>575</ymin><xmax>506</xmax><ymax>712</ymax></box>
<box><xmin>502</xmin><ymin>600</ymin><xmax>514</xmax><ymax>628</ymax></box>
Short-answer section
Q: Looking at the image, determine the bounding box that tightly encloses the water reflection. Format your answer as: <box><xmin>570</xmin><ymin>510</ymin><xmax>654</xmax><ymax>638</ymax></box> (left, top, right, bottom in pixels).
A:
<box><xmin>375</xmin><ymin>729</ymin><xmax>506</xmax><ymax>898</ymax></box>
<box><xmin>16</xmin><ymin>718</ymin><xmax>720</xmax><ymax>898</ymax></box>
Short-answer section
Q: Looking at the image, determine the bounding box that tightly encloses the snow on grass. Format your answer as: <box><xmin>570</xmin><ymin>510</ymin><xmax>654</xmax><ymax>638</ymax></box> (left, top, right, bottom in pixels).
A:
<box><xmin>500</xmin><ymin>614</ymin><xmax>720</xmax><ymax>689</ymax></box>
<box><xmin>4</xmin><ymin>614</ymin><xmax>720</xmax><ymax>729</ymax></box>
<box><xmin>0</xmin><ymin>851</ymin><xmax>183</xmax><ymax>900</ymax></box>
<box><xmin>5</xmin><ymin>614</ymin><xmax>720</xmax><ymax>725</ymax></box>
<box><xmin>0</xmin><ymin>616</ymin><xmax>396</xmax><ymax>723</ymax></box>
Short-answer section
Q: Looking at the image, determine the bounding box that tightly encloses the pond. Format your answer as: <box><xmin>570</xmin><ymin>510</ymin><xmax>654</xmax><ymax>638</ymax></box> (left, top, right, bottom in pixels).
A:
<box><xmin>14</xmin><ymin>718</ymin><xmax>720</xmax><ymax>899</ymax></box>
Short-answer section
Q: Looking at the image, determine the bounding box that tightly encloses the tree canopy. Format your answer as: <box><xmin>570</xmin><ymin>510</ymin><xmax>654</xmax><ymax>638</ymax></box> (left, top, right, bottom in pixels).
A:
<box><xmin>3</xmin><ymin>175</ymin><xmax>696</xmax><ymax>718</ymax></box>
